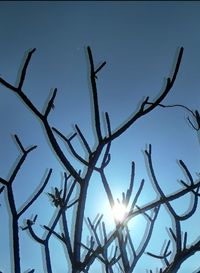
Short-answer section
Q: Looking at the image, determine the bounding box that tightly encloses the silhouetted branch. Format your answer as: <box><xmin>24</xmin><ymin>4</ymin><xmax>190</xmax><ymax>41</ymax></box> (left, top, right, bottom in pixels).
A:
<box><xmin>26</xmin><ymin>218</ymin><xmax>54</xmax><ymax>273</ymax></box>
<box><xmin>18</xmin><ymin>169</ymin><xmax>52</xmax><ymax>217</ymax></box>
<box><xmin>97</xmin><ymin>174</ymin><xmax>200</xmax><ymax>257</ymax></box>
<box><xmin>104</xmin><ymin>47</ymin><xmax>184</xmax><ymax>142</ymax></box>
<box><xmin>24</xmin><ymin>174</ymin><xmax>78</xmax><ymax>272</ymax></box>
<box><xmin>26</xmin><ymin>219</ymin><xmax>44</xmax><ymax>244</ymax></box>
<box><xmin>145</xmin><ymin>102</ymin><xmax>200</xmax><ymax>132</ymax></box>
<box><xmin>99</xmin><ymin>170</ymin><xmax>114</xmax><ymax>206</ymax></box>
<box><xmin>183</xmin><ymin>232</ymin><xmax>187</xmax><ymax>250</ymax></box>
<box><xmin>26</xmin><ymin>218</ymin><xmax>53</xmax><ymax>273</ymax></box>
<box><xmin>179</xmin><ymin>159</ymin><xmax>194</xmax><ymax>186</ymax></box>
<box><xmin>87</xmin><ymin>46</ymin><xmax>103</xmax><ymax>142</ymax></box>
<box><xmin>87</xmin><ymin>215</ymin><xmax>103</xmax><ymax>246</ymax></box>
<box><xmin>42</xmin><ymin>121</ymin><xmax>82</xmax><ymax>183</ymax></box>
<box><xmin>145</xmin><ymin>144</ymin><xmax>182</xmax><ymax>252</ymax></box>
<box><xmin>43</xmin><ymin>225</ymin><xmax>64</xmax><ymax>242</ymax></box>
<box><xmin>146</xmin><ymin>144</ymin><xmax>200</xmax><ymax>221</ymax></box>
<box><xmin>0</xmin><ymin>178</ymin><xmax>7</xmax><ymax>186</ymax></box>
<box><xmin>0</xmin><ymin>185</ymin><xmax>5</xmax><ymax>194</ymax></box>
<box><xmin>44</xmin><ymin>88</ymin><xmax>57</xmax><ymax>118</ymax></box>
<box><xmin>125</xmin><ymin>162</ymin><xmax>135</xmax><ymax>205</ymax></box>
<box><xmin>100</xmin><ymin>142</ymin><xmax>111</xmax><ymax>169</ymax></box>
<box><xmin>61</xmin><ymin>210</ymin><xmax>73</xmax><ymax>262</ymax></box>
<box><xmin>128</xmin><ymin>205</ymin><xmax>160</xmax><ymax>273</ymax></box>
<box><xmin>2</xmin><ymin>45</ymin><xmax>195</xmax><ymax>273</ymax></box>
<box><xmin>144</xmin><ymin>144</ymin><xmax>200</xmax><ymax>272</ymax></box>
<box><xmin>18</xmin><ymin>48</ymin><xmax>36</xmax><ymax>90</ymax></box>
<box><xmin>0</xmin><ymin>135</ymin><xmax>39</xmax><ymax>273</ymax></box>
<box><xmin>105</xmin><ymin>112</ymin><xmax>111</xmax><ymax>137</ymax></box>
<box><xmin>9</xmin><ymin>135</ymin><xmax>37</xmax><ymax>185</ymax></box>
<box><xmin>27</xmin><ymin>269</ymin><xmax>35</xmax><ymax>273</ymax></box>
<box><xmin>52</xmin><ymin>126</ymin><xmax>89</xmax><ymax>166</ymax></box>
<box><xmin>147</xmin><ymin>240</ymin><xmax>171</xmax><ymax>266</ymax></box>
<box><xmin>80</xmin><ymin>242</ymin><xmax>106</xmax><ymax>265</ymax></box>
<box><xmin>145</xmin><ymin>103</ymin><xmax>195</xmax><ymax>117</ymax></box>
<box><xmin>82</xmin><ymin>215</ymin><xmax>120</xmax><ymax>273</ymax></box>
<box><xmin>130</xmin><ymin>179</ymin><xmax>145</xmax><ymax>211</ymax></box>
<box><xmin>75</xmin><ymin>124</ymin><xmax>92</xmax><ymax>155</ymax></box>
<box><xmin>0</xmin><ymin>49</ymin><xmax>82</xmax><ymax>183</ymax></box>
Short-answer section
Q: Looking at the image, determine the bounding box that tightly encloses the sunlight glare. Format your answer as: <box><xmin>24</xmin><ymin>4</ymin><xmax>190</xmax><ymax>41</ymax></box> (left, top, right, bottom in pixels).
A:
<box><xmin>112</xmin><ymin>202</ymin><xmax>128</xmax><ymax>222</ymax></box>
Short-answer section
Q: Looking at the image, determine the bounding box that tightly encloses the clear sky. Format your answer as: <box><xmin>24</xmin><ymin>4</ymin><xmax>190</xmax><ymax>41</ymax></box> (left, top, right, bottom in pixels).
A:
<box><xmin>0</xmin><ymin>1</ymin><xmax>200</xmax><ymax>272</ymax></box>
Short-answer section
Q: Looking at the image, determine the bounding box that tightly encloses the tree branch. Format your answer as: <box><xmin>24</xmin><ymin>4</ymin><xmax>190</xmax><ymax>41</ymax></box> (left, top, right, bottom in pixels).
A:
<box><xmin>44</xmin><ymin>88</ymin><xmax>57</xmax><ymax>118</ymax></box>
<box><xmin>105</xmin><ymin>47</ymin><xmax>184</xmax><ymax>142</ymax></box>
<box><xmin>0</xmin><ymin>49</ymin><xmax>82</xmax><ymax>183</ymax></box>
<box><xmin>87</xmin><ymin>46</ymin><xmax>103</xmax><ymax>142</ymax></box>
<box><xmin>52</xmin><ymin>126</ymin><xmax>89</xmax><ymax>166</ymax></box>
<box><xmin>18</xmin><ymin>169</ymin><xmax>52</xmax><ymax>218</ymax></box>
<box><xmin>18</xmin><ymin>48</ymin><xmax>36</xmax><ymax>90</ymax></box>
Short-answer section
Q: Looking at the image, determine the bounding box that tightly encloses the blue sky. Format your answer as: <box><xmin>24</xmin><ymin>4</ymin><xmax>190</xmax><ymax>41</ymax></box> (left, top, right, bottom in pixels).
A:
<box><xmin>1</xmin><ymin>1</ymin><xmax>200</xmax><ymax>272</ymax></box>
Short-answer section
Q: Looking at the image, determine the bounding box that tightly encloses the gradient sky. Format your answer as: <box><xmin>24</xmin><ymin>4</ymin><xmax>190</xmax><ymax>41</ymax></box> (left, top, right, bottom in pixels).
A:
<box><xmin>1</xmin><ymin>1</ymin><xmax>200</xmax><ymax>272</ymax></box>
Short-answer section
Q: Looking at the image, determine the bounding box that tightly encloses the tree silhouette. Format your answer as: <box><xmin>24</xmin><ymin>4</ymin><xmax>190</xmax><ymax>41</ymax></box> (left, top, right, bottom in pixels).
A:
<box><xmin>1</xmin><ymin>45</ymin><xmax>200</xmax><ymax>273</ymax></box>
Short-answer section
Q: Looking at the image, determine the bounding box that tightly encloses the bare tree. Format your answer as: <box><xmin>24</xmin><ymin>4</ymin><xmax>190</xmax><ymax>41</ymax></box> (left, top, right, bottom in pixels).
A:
<box><xmin>1</xmin><ymin>45</ymin><xmax>200</xmax><ymax>273</ymax></box>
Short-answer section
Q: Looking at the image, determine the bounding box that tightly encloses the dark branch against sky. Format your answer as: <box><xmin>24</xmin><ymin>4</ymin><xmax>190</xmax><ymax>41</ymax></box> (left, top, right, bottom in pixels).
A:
<box><xmin>0</xmin><ymin>1</ymin><xmax>200</xmax><ymax>272</ymax></box>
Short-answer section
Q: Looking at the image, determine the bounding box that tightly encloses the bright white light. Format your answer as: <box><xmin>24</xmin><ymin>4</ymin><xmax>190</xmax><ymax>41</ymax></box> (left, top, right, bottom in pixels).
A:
<box><xmin>112</xmin><ymin>202</ymin><xmax>128</xmax><ymax>222</ymax></box>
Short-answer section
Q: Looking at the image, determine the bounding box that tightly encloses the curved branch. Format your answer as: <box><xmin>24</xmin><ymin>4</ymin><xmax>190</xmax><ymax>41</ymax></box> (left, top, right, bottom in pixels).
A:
<box><xmin>105</xmin><ymin>47</ymin><xmax>184</xmax><ymax>142</ymax></box>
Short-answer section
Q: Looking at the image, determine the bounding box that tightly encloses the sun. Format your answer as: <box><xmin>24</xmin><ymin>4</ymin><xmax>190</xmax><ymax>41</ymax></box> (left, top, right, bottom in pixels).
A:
<box><xmin>112</xmin><ymin>202</ymin><xmax>128</xmax><ymax>222</ymax></box>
